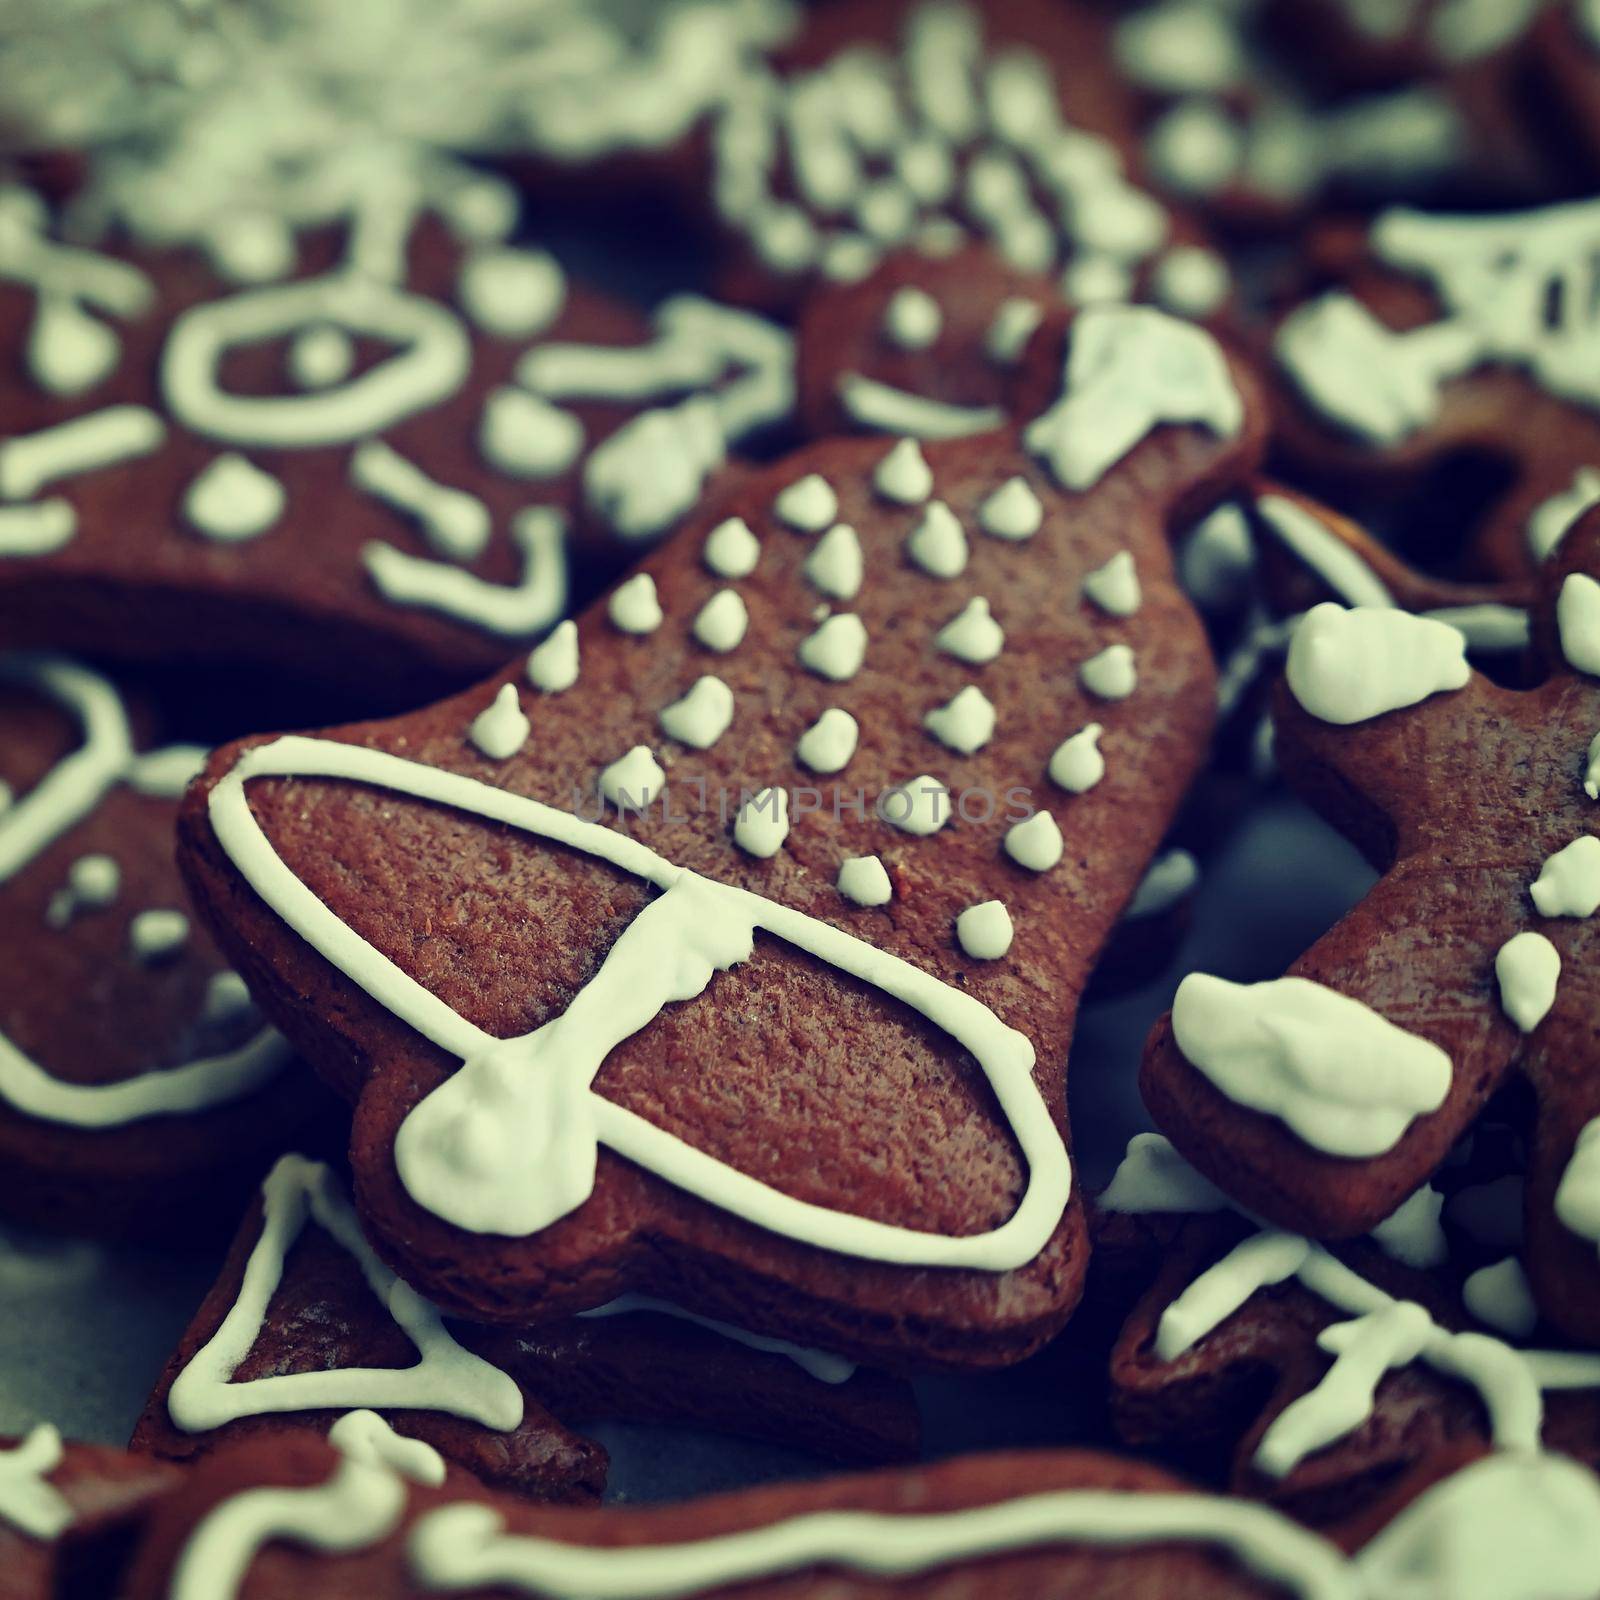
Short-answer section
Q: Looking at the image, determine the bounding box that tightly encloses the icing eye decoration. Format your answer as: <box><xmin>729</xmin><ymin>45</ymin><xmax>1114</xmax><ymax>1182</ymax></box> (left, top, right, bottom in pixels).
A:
<box><xmin>163</xmin><ymin>273</ymin><xmax>471</xmax><ymax>448</ymax></box>
<box><xmin>210</xmin><ymin>735</ymin><xmax>1072</xmax><ymax>1269</ymax></box>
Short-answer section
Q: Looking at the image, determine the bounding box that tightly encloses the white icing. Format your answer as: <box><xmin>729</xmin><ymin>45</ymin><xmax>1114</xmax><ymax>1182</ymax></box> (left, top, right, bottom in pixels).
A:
<box><xmin>1285</xmin><ymin>603</ymin><xmax>1469</xmax><ymax>725</ymax></box>
<box><xmin>659</xmin><ymin>677</ymin><xmax>735</xmax><ymax>751</ymax></box>
<box><xmin>479</xmin><ymin>387</ymin><xmax>585</xmax><ymax>480</ymax></box>
<box><xmin>46</xmin><ymin>852</ymin><xmax>121</xmax><ymax>928</ymax></box>
<box><xmin>924</xmin><ymin>685</ymin><xmax>996</xmax><ymax>755</ymax></box>
<box><xmin>977</xmin><ymin>476</ymin><xmax>1043</xmax><ymax>541</ymax></box>
<box><xmin>880</xmin><ymin>774</ymin><xmax>951</xmax><ymax>837</ymax></box>
<box><xmin>1463</xmin><ymin>1257</ymin><xmax>1539</xmax><ymax>1339</ymax></box>
<box><xmin>327</xmin><ymin>1410</ymin><xmax>447</xmax><ymax>1489</ymax></box>
<box><xmin>837</xmin><ymin>856</ymin><xmax>892</xmax><ymax>908</ymax></box>
<box><xmin>1004</xmin><ymin>811</ymin><xmax>1063</xmax><ymax>873</ymax></box>
<box><xmin>1158</xmin><ymin>1229</ymin><xmax>1313</xmax><ymax>1361</ymax></box>
<box><xmin>582</xmin><ymin>400</ymin><xmax>723</xmax><ymax>545</ymax></box>
<box><xmin>956</xmin><ymin>900</ymin><xmax>1013</xmax><ymax>960</ymax></box>
<box><xmin>288</xmin><ymin>325</ymin><xmax>354</xmax><ymax>390</ymax></box>
<box><xmin>773</xmin><ymin>473</ymin><xmax>837</xmax><ymax>533</ymax></box>
<box><xmin>1558</xmin><ymin>574</ymin><xmax>1600</xmax><ymax>677</ymax></box>
<box><xmin>1586</xmin><ymin>732</ymin><xmax>1600</xmax><ymax>802</ymax></box>
<box><xmin>734</xmin><ymin>787</ymin><xmax>790</xmax><ymax>859</ymax></box>
<box><xmin>1171</xmin><ymin>972</ymin><xmax>1452</xmax><ymax>1158</ymax></box>
<box><xmin>1049</xmin><ymin>723</ymin><xmax>1104</xmax><ymax>794</ymax></box>
<box><xmin>692</xmin><ymin>590</ymin><xmax>749</xmax><ymax>654</ymax></box>
<box><xmin>985</xmin><ymin>297</ymin><xmax>1043</xmax><ymax>364</ymax></box>
<box><xmin>1151</xmin><ymin>245</ymin><xmax>1231</xmax><ymax>319</ymax></box>
<box><xmin>0</xmin><ymin>500</ymin><xmax>76</xmax><ymax>557</ymax></box>
<box><xmin>798</xmin><ymin>613</ymin><xmax>868</xmax><ymax>681</ymax></box>
<box><xmin>1179</xmin><ymin>503</ymin><xmax>1255</xmax><ymax>613</ymax></box>
<box><xmin>873</xmin><ymin>438</ymin><xmax>933</xmax><ymax>505</ymax></box>
<box><xmin>1124</xmin><ymin>849</ymin><xmax>1198</xmax><ymax>920</ymax></box>
<box><xmin>1369</xmin><ymin>1185</ymin><xmax>1448</xmax><ymax>1270</ymax></box>
<box><xmin>1531</xmin><ymin>836</ymin><xmax>1600</xmax><ymax>918</ymax></box>
<box><xmin>609</xmin><ymin>573</ymin><xmax>664</xmax><ymax>636</ymax></box>
<box><xmin>28</xmin><ymin>295</ymin><xmax>119</xmax><ymax>397</ymax></box>
<box><xmin>1079</xmin><ymin>644</ymin><xmax>1136</xmax><ymax>701</ymax></box>
<box><xmin>210</xmin><ymin>736</ymin><xmax>1069</xmax><ymax>1268</ymax></box>
<box><xmin>457</xmin><ymin>248</ymin><xmax>565</xmax><ymax>340</ymax></box>
<box><xmin>184</xmin><ymin>454</ymin><xmax>285</xmax><ymax>544</ymax></box>
<box><xmin>1257</xmin><ymin>495</ymin><xmax>1393</xmax><ymax>611</ymax></box>
<box><xmin>598</xmin><ymin>746</ymin><xmax>666</xmax><ymax>812</ymax></box>
<box><xmin>1527</xmin><ymin>469</ymin><xmax>1600</xmax><ymax>565</ymax></box>
<box><xmin>164</xmin><ymin>275</ymin><xmax>470</xmax><ymax>447</ymax></box>
<box><xmin>1097</xmin><ymin>1132</ymin><xmax>1230</xmax><ymax>1215</ymax></box>
<box><xmin>1060</xmin><ymin>254</ymin><xmax>1132</xmax><ymax>306</ymax></box>
<box><xmin>1424</xmin><ymin>605</ymin><xmax>1530</xmax><ymax>654</ymax></box>
<box><xmin>0</xmin><ymin>406</ymin><xmax>165</xmax><ymax>500</ymax></box>
<box><xmin>883</xmin><ymin>285</ymin><xmax>942</xmax><ymax>350</ymax></box>
<box><xmin>1556</xmin><ymin>1119</ymin><xmax>1600</xmax><ymax>1250</ymax></box>
<box><xmin>129</xmin><ymin>907</ymin><xmax>190</xmax><ymax>962</ymax></box>
<box><xmin>527</xmin><ymin>622</ymin><xmax>579</xmax><ymax>694</ymax></box>
<box><xmin>704</xmin><ymin>517</ymin><xmax>760</xmax><ymax>578</ymax></box>
<box><xmin>795</xmin><ymin>709</ymin><xmax>859</xmax><ymax>774</ymax></box>
<box><xmin>837</xmin><ymin>374</ymin><xmax>1004</xmax><ymax>439</ymax></box>
<box><xmin>350</xmin><ymin>440</ymin><xmax>490</xmax><ymax>561</ymax></box>
<box><xmin>168</xmin><ymin>1155</ymin><xmax>521</xmax><ymax>1432</ymax></box>
<box><xmin>935</xmin><ymin>597</ymin><xmax>1003</xmax><ymax>663</ymax></box>
<box><xmin>1024</xmin><ymin>307</ymin><xmax>1242</xmax><ymax>491</ymax></box>
<box><xmin>906</xmin><ymin>501</ymin><xmax>969</xmax><ymax>577</ymax></box>
<box><xmin>203</xmin><ymin>972</ymin><xmax>256</xmax><ymax>1028</ymax></box>
<box><xmin>1083</xmin><ymin>551</ymin><xmax>1141</xmax><ymax>617</ymax></box>
<box><xmin>363</xmin><ymin>505</ymin><xmax>567</xmax><ymax>638</ymax></box>
<box><xmin>803</xmin><ymin>523</ymin><xmax>864</xmax><ymax>601</ymax></box>
<box><xmin>468</xmin><ymin>685</ymin><xmax>529</xmax><ymax>761</ymax></box>
<box><xmin>0</xmin><ymin>1425</ymin><xmax>72</xmax><ymax>1541</ymax></box>
<box><xmin>1495</xmin><ymin>931</ymin><xmax>1560</xmax><ymax>1033</ymax></box>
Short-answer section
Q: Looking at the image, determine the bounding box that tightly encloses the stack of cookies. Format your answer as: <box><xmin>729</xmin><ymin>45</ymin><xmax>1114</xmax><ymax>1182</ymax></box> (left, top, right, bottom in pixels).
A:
<box><xmin>3</xmin><ymin>2</ymin><xmax>1600</xmax><ymax>1596</ymax></box>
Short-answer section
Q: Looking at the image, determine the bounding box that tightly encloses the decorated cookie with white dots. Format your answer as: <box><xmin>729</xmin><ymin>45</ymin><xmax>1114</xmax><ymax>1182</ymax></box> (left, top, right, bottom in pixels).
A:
<box><xmin>0</xmin><ymin>178</ymin><xmax>792</xmax><ymax>710</ymax></box>
<box><xmin>129</xmin><ymin>1153</ymin><xmax>917</xmax><ymax>1501</ymax></box>
<box><xmin>174</xmin><ymin>304</ymin><xmax>1264</xmax><ymax>1370</ymax></box>
<box><xmin>1142</xmin><ymin>509</ymin><xmax>1600</xmax><ymax>1346</ymax></box>
<box><xmin>0</xmin><ymin>656</ymin><xmax>318</xmax><ymax>1240</ymax></box>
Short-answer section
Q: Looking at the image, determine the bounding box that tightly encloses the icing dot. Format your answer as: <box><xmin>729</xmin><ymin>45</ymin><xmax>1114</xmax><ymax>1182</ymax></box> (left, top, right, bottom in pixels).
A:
<box><xmin>935</xmin><ymin>597</ymin><xmax>1003</xmax><ymax>664</ymax></box>
<box><xmin>985</xmin><ymin>297</ymin><xmax>1043</xmax><ymax>365</ymax></box>
<box><xmin>774</xmin><ymin>473</ymin><xmax>838</xmax><ymax>532</ymax></box>
<box><xmin>209</xmin><ymin>213</ymin><xmax>294</xmax><ymax>283</ymax></box>
<box><xmin>609</xmin><ymin>573</ymin><xmax>663</xmax><ymax>635</ymax></box>
<box><xmin>1126</xmin><ymin>848</ymin><xmax>1199</xmax><ymax>918</ymax></box>
<box><xmin>906</xmin><ymin>501</ymin><xmax>968</xmax><ymax>578</ymax></box>
<box><xmin>1286</xmin><ymin>604</ymin><xmax>1469</xmax><ymax>725</ymax></box>
<box><xmin>1558</xmin><ymin>573</ymin><xmax>1600</xmax><ymax>677</ymax></box>
<box><xmin>288</xmin><ymin>324</ymin><xmax>354</xmax><ymax>389</ymax></box>
<box><xmin>1151</xmin><ymin>245</ymin><xmax>1231</xmax><ymax>319</ymax></box>
<box><xmin>526</xmin><ymin>621</ymin><xmax>579</xmax><ymax>693</ymax></box>
<box><xmin>978</xmin><ymin>476</ymin><xmax>1043</xmax><ymax>541</ymax></box>
<box><xmin>804</xmin><ymin>523</ymin><xmax>864</xmax><ymax>601</ymax></box>
<box><xmin>1462</xmin><ymin>1257</ymin><xmax>1538</xmax><ymax>1339</ymax></box>
<box><xmin>659</xmin><ymin>676</ymin><xmax>735</xmax><ymax>749</ymax></box>
<box><xmin>796</xmin><ymin>708</ymin><xmax>859</xmax><ymax>773</ymax></box>
<box><xmin>1083</xmin><ymin>551</ymin><xmax>1141</xmax><ymax>616</ymax></box>
<box><xmin>1369</xmin><ymin>1185</ymin><xmax>1448</xmax><ymax>1270</ymax></box>
<box><xmin>821</xmin><ymin>233</ymin><xmax>879</xmax><ymax>283</ymax></box>
<box><xmin>897</xmin><ymin>135</ymin><xmax>956</xmax><ymax>204</ymax></box>
<box><xmin>703</xmin><ymin>517</ymin><xmax>760</xmax><ymax>578</ymax></box>
<box><xmin>202</xmin><ymin>970</ymin><xmax>255</xmax><ymax>1027</ymax></box>
<box><xmin>129</xmin><ymin>908</ymin><xmax>189</xmax><ymax>963</ymax></box>
<box><xmin>599</xmin><ymin>746</ymin><xmax>664</xmax><ymax>812</ymax></box>
<box><xmin>183</xmin><ymin>454</ymin><xmax>284</xmax><ymax>543</ymax></box>
<box><xmin>957</xmin><ymin>900</ymin><xmax>1014</xmax><ymax>959</ymax></box>
<box><xmin>457</xmin><ymin>248</ymin><xmax>565</xmax><ymax>339</ymax></box>
<box><xmin>1531</xmin><ymin>836</ymin><xmax>1600</xmax><ymax>918</ymax></box>
<box><xmin>799</xmin><ymin>613</ymin><xmax>868</xmax><ymax>681</ymax></box>
<box><xmin>1061</xmin><ymin>255</ymin><xmax>1132</xmax><ymax>305</ymax></box>
<box><xmin>69</xmin><ymin>853</ymin><xmax>120</xmax><ymax>905</ymax></box>
<box><xmin>734</xmin><ymin>787</ymin><xmax>790</xmax><ymax>858</ymax></box>
<box><xmin>882</xmin><ymin>285</ymin><xmax>942</xmax><ymax>350</ymax></box>
<box><xmin>874</xmin><ymin>438</ymin><xmax>934</xmax><ymax>505</ymax></box>
<box><xmin>880</xmin><ymin>774</ymin><xmax>951</xmax><ymax>836</ymax></box>
<box><xmin>1049</xmin><ymin>723</ymin><xmax>1105</xmax><ymax>793</ymax></box>
<box><xmin>693</xmin><ymin>589</ymin><xmax>749</xmax><ymax>653</ymax></box>
<box><xmin>1179</xmin><ymin>503</ymin><xmax>1255</xmax><ymax>611</ymax></box>
<box><xmin>1527</xmin><ymin>469</ymin><xmax>1600</xmax><ymax>565</ymax></box>
<box><xmin>924</xmin><ymin>684</ymin><xmax>996</xmax><ymax>754</ymax></box>
<box><xmin>29</xmin><ymin>296</ymin><xmax>117</xmax><ymax>396</ymax></box>
<box><xmin>479</xmin><ymin>388</ymin><xmax>584</xmax><ymax>479</ymax></box>
<box><xmin>1496</xmin><ymin>931</ymin><xmax>1560</xmax><ymax>1033</ymax></box>
<box><xmin>1004</xmin><ymin>810</ymin><xmax>1064</xmax><ymax>872</ymax></box>
<box><xmin>468</xmin><ymin>684</ymin><xmax>529</xmax><ymax>760</ymax></box>
<box><xmin>837</xmin><ymin>855</ymin><xmax>893</xmax><ymax>907</ymax></box>
<box><xmin>1079</xmin><ymin>643</ymin><xmax>1137</xmax><ymax>700</ymax></box>
<box><xmin>1585</xmin><ymin>732</ymin><xmax>1600</xmax><ymax>801</ymax></box>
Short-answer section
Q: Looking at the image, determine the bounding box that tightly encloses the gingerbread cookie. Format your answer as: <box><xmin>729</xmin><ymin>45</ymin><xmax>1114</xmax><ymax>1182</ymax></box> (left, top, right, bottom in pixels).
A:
<box><xmin>119</xmin><ymin>1428</ymin><xmax>1384</xmax><ymax>1599</ymax></box>
<box><xmin>0</xmin><ymin>1425</ymin><xmax>181</xmax><ymax>1600</ymax></box>
<box><xmin>1267</xmin><ymin>198</ymin><xmax>1600</xmax><ymax>588</ymax></box>
<box><xmin>1096</xmin><ymin>1134</ymin><xmax>1600</xmax><ymax>1531</ymax></box>
<box><xmin>174</xmin><ymin>305</ymin><xmax>1264</xmax><ymax>1368</ymax></box>
<box><xmin>1142</xmin><ymin>506</ymin><xmax>1600</xmax><ymax>1345</ymax></box>
<box><xmin>0</xmin><ymin>655</ymin><xmax>330</xmax><ymax>1240</ymax></box>
<box><xmin>131</xmin><ymin>1154</ymin><xmax>918</xmax><ymax>1498</ymax></box>
<box><xmin>0</xmin><ymin>172</ymin><xmax>792</xmax><ymax>712</ymax></box>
